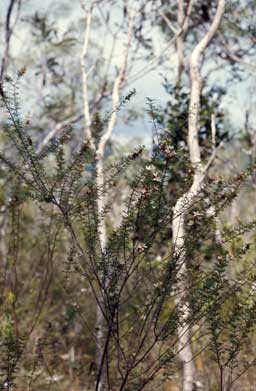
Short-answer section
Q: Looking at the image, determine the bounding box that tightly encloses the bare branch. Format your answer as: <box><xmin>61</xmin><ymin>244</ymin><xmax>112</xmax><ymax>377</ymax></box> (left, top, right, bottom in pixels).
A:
<box><xmin>80</xmin><ymin>3</ymin><xmax>96</xmax><ymax>149</ymax></box>
<box><xmin>128</xmin><ymin>0</ymin><xmax>195</xmax><ymax>85</ymax></box>
<box><xmin>36</xmin><ymin>115</ymin><xmax>82</xmax><ymax>155</ymax></box>
<box><xmin>176</xmin><ymin>0</ymin><xmax>185</xmax><ymax>84</ymax></box>
<box><xmin>219</xmin><ymin>34</ymin><xmax>256</xmax><ymax>72</ymax></box>
<box><xmin>159</xmin><ymin>11</ymin><xmax>177</xmax><ymax>34</ymax></box>
<box><xmin>0</xmin><ymin>0</ymin><xmax>22</xmax><ymax>82</ymax></box>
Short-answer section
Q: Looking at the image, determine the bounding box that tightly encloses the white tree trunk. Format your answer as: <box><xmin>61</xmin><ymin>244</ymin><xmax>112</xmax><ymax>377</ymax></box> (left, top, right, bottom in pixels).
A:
<box><xmin>172</xmin><ymin>1</ymin><xmax>226</xmax><ymax>390</ymax></box>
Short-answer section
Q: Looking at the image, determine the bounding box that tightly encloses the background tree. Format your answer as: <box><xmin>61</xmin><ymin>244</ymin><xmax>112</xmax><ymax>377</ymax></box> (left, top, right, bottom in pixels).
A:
<box><xmin>0</xmin><ymin>0</ymin><xmax>256</xmax><ymax>390</ymax></box>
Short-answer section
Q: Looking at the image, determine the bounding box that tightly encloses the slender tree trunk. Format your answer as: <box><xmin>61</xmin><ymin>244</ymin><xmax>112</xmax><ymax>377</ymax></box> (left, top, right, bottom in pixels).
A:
<box><xmin>0</xmin><ymin>0</ymin><xmax>21</xmax><ymax>296</ymax></box>
<box><xmin>172</xmin><ymin>1</ymin><xmax>226</xmax><ymax>390</ymax></box>
<box><xmin>79</xmin><ymin>4</ymin><xmax>134</xmax><ymax>387</ymax></box>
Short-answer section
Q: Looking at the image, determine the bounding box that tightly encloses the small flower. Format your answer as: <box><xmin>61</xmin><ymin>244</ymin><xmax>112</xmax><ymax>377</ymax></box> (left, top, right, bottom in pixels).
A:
<box><xmin>152</xmin><ymin>172</ymin><xmax>161</xmax><ymax>182</ymax></box>
<box><xmin>137</xmin><ymin>243</ymin><xmax>148</xmax><ymax>253</ymax></box>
